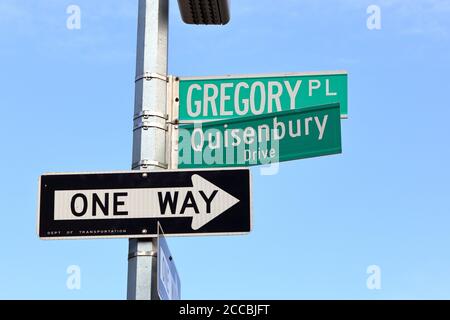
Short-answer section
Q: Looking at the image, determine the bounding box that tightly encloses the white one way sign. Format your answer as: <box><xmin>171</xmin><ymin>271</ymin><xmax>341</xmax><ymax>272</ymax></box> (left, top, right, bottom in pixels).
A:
<box><xmin>38</xmin><ymin>169</ymin><xmax>251</xmax><ymax>239</ymax></box>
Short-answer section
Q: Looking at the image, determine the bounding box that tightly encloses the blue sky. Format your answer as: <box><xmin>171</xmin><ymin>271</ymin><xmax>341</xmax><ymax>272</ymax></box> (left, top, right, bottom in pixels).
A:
<box><xmin>0</xmin><ymin>0</ymin><xmax>449</xmax><ymax>299</ymax></box>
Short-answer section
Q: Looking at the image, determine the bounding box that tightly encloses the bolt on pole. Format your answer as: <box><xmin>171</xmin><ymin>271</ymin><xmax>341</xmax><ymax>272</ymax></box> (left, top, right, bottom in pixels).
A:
<box><xmin>127</xmin><ymin>0</ymin><xmax>169</xmax><ymax>300</ymax></box>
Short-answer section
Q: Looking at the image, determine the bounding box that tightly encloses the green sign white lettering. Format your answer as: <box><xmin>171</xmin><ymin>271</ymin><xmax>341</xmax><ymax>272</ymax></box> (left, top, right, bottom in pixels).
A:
<box><xmin>177</xmin><ymin>71</ymin><xmax>348</xmax><ymax>121</ymax></box>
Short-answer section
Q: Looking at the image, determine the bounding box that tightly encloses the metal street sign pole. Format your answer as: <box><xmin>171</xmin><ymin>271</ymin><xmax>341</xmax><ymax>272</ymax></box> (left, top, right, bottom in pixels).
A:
<box><xmin>127</xmin><ymin>0</ymin><xmax>169</xmax><ymax>300</ymax></box>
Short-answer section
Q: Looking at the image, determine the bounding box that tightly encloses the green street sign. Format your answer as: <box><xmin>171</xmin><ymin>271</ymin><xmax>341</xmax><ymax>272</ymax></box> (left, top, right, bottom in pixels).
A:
<box><xmin>177</xmin><ymin>103</ymin><xmax>342</xmax><ymax>168</ymax></box>
<box><xmin>177</xmin><ymin>71</ymin><xmax>348</xmax><ymax>121</ymax></box>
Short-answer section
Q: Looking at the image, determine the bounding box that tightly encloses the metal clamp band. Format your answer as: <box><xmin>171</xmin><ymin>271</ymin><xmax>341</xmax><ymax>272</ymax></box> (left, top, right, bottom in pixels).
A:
<box><xmin>133</xmin><ymin>110</ymin><xmax>168</xmax><ymax>120</ymax></box>
<box><xmin>166</xmin><ymin>118</ymin><xmax>179</xmax><ymax>126</ymax></box>
<box><xmin>132</xmin><ymin>160</ymin><xmax>168</xmax><ymax>170</ymax></box>
<box><xmin>128</xmin><ymin>250</ymin><xmax>157</xmax><ymax>260</ymax></box>
<box><xmin>135</xmin><ymin>72</ymin><xmax>168</xmax><ymax>82</ymax></box>
<box><xmin>133</xmin><ymin>121</ymin><xmax>168</xmax><ymax>131</ymax></box>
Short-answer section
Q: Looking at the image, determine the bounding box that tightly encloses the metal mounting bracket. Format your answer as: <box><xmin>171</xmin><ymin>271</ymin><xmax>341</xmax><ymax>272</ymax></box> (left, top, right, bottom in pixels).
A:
<box><xmin>134</xmin><ymin>110</ymin><xmax>168</xmax><ymax>120</ymax></box>
<box><xmin>128</xmin><ymin>250</ymin><xmax>157</xmax><ymax>260</ymax></box>
<box><xmin>135</xmin><ymin>72</ymin><xmax>168</xmax><ymax>82</ymax></box>
<box><xmin>132</xmin><ymin>160</ymin><xmax>168</xmax><ymax>170</ymax></box>
<box><xmin>133</xmin><ymin>120</ymin><xmax>168</xmax><ymax>131</ymax></box>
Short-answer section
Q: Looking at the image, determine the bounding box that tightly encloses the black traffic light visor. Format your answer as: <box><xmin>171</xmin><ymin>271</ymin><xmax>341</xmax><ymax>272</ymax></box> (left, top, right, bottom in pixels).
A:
<box><xmin>177</xmin><ymin>0</ymin><xmax>230</xmax><ymax>25</ymax></box>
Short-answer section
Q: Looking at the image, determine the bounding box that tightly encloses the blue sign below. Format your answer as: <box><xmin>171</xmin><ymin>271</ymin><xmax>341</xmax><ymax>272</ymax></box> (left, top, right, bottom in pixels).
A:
<box><xmin>157</xmin><ymin>224</ymin><xmax>181</xmax><ymax>300</ymax></box>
